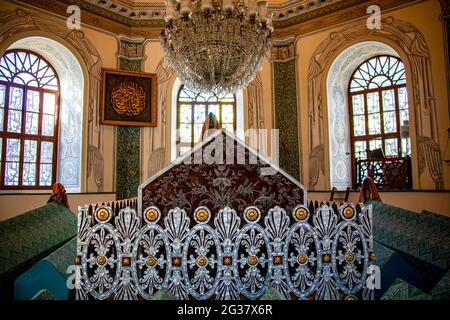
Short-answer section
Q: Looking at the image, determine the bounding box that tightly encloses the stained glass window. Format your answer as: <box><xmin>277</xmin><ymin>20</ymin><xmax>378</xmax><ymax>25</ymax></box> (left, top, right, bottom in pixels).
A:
<box><xmin>349</xmin><ymin>55</ymin><xmax>411</xmax><ymax>185</ymax></box>
<box><xmin>0</xmin><ymin>50</ymin><xmax>59</xmax><ymax>189</ymax></box>
<box><xmin>350</xmin><ymin>56</ymin><xmax>406</xmax><ymax>92</ymax></box>
<box><xmin>176</xmin><ymin>86</ymin><xmax>236</xmax><ymax>156</ymax></box>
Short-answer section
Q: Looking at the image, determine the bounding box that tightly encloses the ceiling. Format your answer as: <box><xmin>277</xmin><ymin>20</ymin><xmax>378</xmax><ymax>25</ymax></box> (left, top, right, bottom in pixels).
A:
<box><xmin>114</xmin><ymin>0</ymin><xmax>314</xmax><ymax>6</ymax></box>
<box><xmin>116</xmin><ymin>0</ymin><xmax>290</xmax><ymax>3</ymax></box>
<box><xmin>8</xmin><ymin>0</ymin><xmax>421</xmax><ymax>39</ymax></box>
<box><xmin>77</xmin><ymin>0</ymin><xmax>345</xmax><ymax>21</ymax></box>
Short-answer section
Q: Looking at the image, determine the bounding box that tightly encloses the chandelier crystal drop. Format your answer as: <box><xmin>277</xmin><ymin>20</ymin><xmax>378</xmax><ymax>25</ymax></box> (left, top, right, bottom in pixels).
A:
<box><xmin>160</xmin><ymin>0</ymin><xmax>273</xmax><ymax>94</ymax></box>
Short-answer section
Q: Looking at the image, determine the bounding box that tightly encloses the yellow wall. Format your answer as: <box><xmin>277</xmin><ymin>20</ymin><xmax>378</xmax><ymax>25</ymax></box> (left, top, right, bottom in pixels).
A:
<box><xmin>0</xmin><ymin>193</ymin><xmax>116</xmax><ymax>221</ymax></box>
<box><xmin>81</xmin><ymin>28</ymin><xmax>118</xmax><ymax>194</ymax></box>
<box><xmin>296</xmin><ymin>31</ymin><xmax>330</xmax><ymax>188</ymax></box>
<box><xmin>261</xmin><ymin>61</ymin><xmax>275</xmax><ymax>157</ymax></box>
<box><xmin>0</xmin><ymin>0</ymin><xmax>449</xmax><ymax>220</ymax></box>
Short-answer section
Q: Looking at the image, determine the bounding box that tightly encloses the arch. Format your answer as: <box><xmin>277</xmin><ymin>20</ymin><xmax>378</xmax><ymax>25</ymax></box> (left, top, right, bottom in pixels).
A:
<box><xmin>0</xmin><ymin>9</ymin><xmax>104</xmax><ymax>192</ymax></box>
<box><xmin>5</xmin><ymin>37</ymin><xmax>83</xmax><ymax>192</ymax></box>
<box><xmin>0</xmin><ymin>49</ymin><xmax>60</xmax><ymax>189</ymax></box>
<box><xmin>170</xmin><ymin>78</ymin><xmax>244</xmax><ymax>161</ymax></box>
<box><xmin>326</xmin><ymin>42</ymin><xmax>401</xmax><ymax>190</ymax></box>
<box><xmin>307</xmin><ymin>16</ymin><xmax>443</xmax><ymax>190</ymax></box>
<box><xmin>174</xmin><ymin>85</ymin><xmax>237</xmax><ymax>156</ymax></box>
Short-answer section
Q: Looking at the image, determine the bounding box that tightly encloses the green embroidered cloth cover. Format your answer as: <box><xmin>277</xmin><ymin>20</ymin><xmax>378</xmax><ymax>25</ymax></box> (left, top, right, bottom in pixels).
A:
<box><xmin>381</xmin><ymin>278</ymin><xmax>431</xmax><ymax>300</ymax></box>
<box><xmin>431</xmin><ymin>270</ymin><xmax>450</xmax><ymax>300</ymax></box>
<box><xmin>14</xmin><ymin>237</ymin><xmax>77</xmax><ymax>300</ymax></box>
<box><xmin>0</xmin><ymin>202</ymin><xmax>77</xmax><ymax>295</ymax></box>
<box><xmin>367</xmin><ymin>200</ymin><xmax>450</xmax><ymax>270</ymax></box>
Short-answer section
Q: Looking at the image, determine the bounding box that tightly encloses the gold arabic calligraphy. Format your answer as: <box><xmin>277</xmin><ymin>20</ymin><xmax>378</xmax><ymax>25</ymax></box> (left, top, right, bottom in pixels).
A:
<box><xmin>111</xmin><ymin>80</ymin><xmax>146</xmax><ymax>116</ymax></box>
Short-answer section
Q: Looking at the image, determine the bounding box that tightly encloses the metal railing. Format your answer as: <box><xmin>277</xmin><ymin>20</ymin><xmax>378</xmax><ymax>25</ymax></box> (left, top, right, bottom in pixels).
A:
<box><xmin>76</xmin><ymin>202</ymin><xmax>374</xmax><ymax>300</ymax></box>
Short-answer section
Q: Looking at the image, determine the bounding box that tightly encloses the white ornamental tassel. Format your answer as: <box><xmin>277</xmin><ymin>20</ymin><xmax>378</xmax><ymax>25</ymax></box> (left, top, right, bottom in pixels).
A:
<box><xmin>164</xmin><ymin>0</ymin><xmax>177</xmax><ymax>22</ymax></box>
<box><xmin>180</xmin><ymin>0</ymin><xmax>193</xmax><ymax>15</ymax></box>
<box><xmin>266</xmin><ymin>12</ymin><xmax>273</xmax><ymax>31</ymax></box>
<box><xmin>248</xmin><ymin>0</ymin><xmax>257</xmax><ymax>16</ymax></box>
<box><xmin>223</xmin><ymin>0</ymin><xmax>234</xmax><ymax>11</ymax></box>
<box><xmin>257</xmin><ymin>0</ymin><xmax>268</xmax><ymax>23</ymax></box>
<box><xmin>201</xmin><ymin>0</ymin><xmax>213</xmax><ymax>11</ymax></box>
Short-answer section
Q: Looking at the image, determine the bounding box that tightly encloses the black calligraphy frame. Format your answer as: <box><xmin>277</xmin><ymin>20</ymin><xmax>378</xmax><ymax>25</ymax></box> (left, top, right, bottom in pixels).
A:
<box><xmin>100</xmin><ymin>68</ymin><xmax>157</xmax><ymax>127</ymax></box>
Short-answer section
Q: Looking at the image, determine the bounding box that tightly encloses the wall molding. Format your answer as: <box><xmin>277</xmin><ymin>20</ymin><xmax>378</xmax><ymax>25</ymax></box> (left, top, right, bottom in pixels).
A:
<box><xmin>247</xmin><ymin>72</ymin><xmax>265</xmax><ymax>131</ymax></box>
<box><xmin>146</xmin><ymin>60</ymin><xmax>175</xmax><ymax>178</ymax></box>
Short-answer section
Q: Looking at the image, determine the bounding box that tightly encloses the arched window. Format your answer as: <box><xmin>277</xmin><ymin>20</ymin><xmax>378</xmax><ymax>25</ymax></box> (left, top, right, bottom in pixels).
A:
<box><xmin>176</xmin><ymin>86</ymin><xmax>236</xmax><ymax>156</ymax></box>
<box><xmin>349</xmin><ymin>55</ymin><xmax>411</xmax><ymax>187</ymax></box>
<box><xmin>0</xmin><ymin>50</ymin><xmax>59</xmax><ymax>189</ymax></box>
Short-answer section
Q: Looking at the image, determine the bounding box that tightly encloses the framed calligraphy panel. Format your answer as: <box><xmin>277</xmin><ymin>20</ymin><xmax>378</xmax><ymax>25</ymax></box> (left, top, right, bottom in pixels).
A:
<box><xmin>100</xmin><ymin>68</ymin><xmax>157</xmax><ymax>126</ymax></box>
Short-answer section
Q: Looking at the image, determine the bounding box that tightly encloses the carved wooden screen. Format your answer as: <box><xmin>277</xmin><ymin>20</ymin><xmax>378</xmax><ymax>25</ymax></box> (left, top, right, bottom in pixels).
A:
<box><xmin>0</xmin><ymin>50</ymin><xmax>59</xmax><ymax>189</ymax></box>
<box><xmin>177</xmin><ymin>86</ymin><xmax>236</xmax><ymax>156</ymax></box>
<box><xmin>348</xmin><ymin>55</ymin><xmax>411</xmax><ymax>187</ymax></box>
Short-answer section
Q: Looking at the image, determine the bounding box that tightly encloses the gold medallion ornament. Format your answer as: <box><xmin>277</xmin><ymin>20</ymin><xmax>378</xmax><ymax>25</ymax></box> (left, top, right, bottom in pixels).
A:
<box><xmin>146</xmin><ymin>256</ymin><xmax>157</xmax><ymax>267</ymax></box>
<box><xmin>197</xmin><ymin>256</ymin><xmax>207</xmax><ymax>267</ymax></box>
<box><xmin>298</xmin><ymin>254</ymin><xmax>308</xmax><ymax>265</ymax></box>
<box><xmin>247</xmin><ymin>256</ymin><xmax>258</xmax><ymax>266</ymax></box>
<box><xmin>196</xmin><ymin>209</ymin><xmax>209</xmax><ymax>223</ymax></box>
<box><xmin>369</xmin><ymin>253</ymin><xmax>376</xmax><ymax>261</ymax></box>
<box><xmin>97</xmin><ymin>256</ymin><xmax>107</xmax><ymax>266</ymax></box>
<box><xmin>96</xmin><ymin>208</ymin><xmax>110</xmax><ymax>222</ymax></box>
<box><xmin>145</xmin><ymin>208</ymin><xmax>159</xmax><ymax>223</ymax></box>
<box><xmin>295</xmin><ymin>207</ymin><xmax>308</xmax><ymax>221</ymax></box>
<box><xmin>273</xmin><ymin>256</ymin><xmax>283</xmax><ymax>265</ymax></box>
<box><xmin>345</xmin><ymin>252</ymin><xmax>355</xmax><ymax>263</ymax></box>
<box><xmin>245</xmin><ymin>208</ymin><xmax>258</xmax><ymax>222</ymax></box>
<box><xmin>343</xmin><ymin>207</ymin><xmax>355</xmax><ymax>219</ymax></box>
<box><xmin>223</xmin><ymin>257</ymin><xmax>232</xmax><ymax>266</ymax></box>
<box><xmin>111</xmin><ymin>80</ymin><xmax>146</xmax><ymax>116</ymax></box>
<box><xmin>122</xmin><ymin>257</ymin><xmax>131</xmax><ymax>266</ymax></box>
<box><xmin>172</xmin><ymin>257</ymin><xmax>182</xmax><ymax>266</ymax></box>
<box><xmin>322</xmin><ymin>254</ymin><xmax>331</xmax><ymax>263</ymax></box>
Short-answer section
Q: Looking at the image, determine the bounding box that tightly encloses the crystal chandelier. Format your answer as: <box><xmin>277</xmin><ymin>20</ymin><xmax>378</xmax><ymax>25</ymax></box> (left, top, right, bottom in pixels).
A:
<box><xmin>160</xmin><ymin>0</ymin><xmax>273</xmax><ymax>93</ymax></box>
